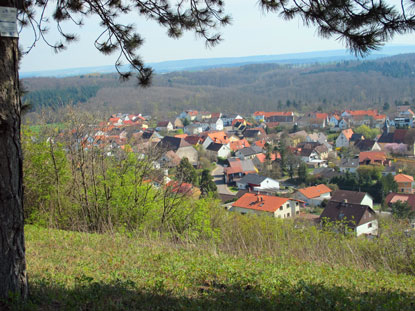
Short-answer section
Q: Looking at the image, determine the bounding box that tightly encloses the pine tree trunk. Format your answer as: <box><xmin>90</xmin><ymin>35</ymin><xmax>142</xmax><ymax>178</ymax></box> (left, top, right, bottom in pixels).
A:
<box><xmin>0</xmin><ymin>2</ymin><xmax>28</xmax><ymax>299</ymax></box>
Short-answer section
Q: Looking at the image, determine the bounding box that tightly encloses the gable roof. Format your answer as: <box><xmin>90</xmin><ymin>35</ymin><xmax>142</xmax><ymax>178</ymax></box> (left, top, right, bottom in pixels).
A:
<box><xmin>205</xmin><ymin>131</ymin><xmax>229</xmax><ymax>144</ymax></box>
<box><xmin>238</xmin><ymin>174</ymin><xmax>268</xmax><ymax>185</ymax></box>
<box><xmin>206</xmin><ymin>142</ymin><xmax>226</xmax><ymax>152</ymax></box>
<box><xmin>229</xmin><ymin>139</ymin><xmax>250</xmax><ymax>151</ymax></box>
<box><xmin>298</xmin><ymin>184</ymin><xmax>332</xmax><ymax>199</ymax></box>
<box><xmin>359</xmin><ymin>151</ymin><xmax>387</xmax><ymax>163</ymax></box>
<box><xmin>320</xmin><ymin>201</ymin><xmax>376</xmax><ymax>228</ymax></box>
<box><xmin>384</xmin><ymin>192</ymin><xmax>415</xmax><ymax>210</ymax></box>
<box><xmin>330</xmin><ymin>190</ymin><xmax>370</xmax><ymax>204</ymax></box>
<box><xmin>253</xmin><ymin>111</ymin><xmax>293</xmax><ymax>117</ymax></box>
<box><xmin>158</xmin><ymin>136</ymin><xmax>191</xmax><ymax>151</ymax></box>
<box><xmin>237</xmin><ymin>146</ymin><xmax>263</xmax><ymax>157</ymax></box>
<box><xmin>232</xmin><ymin>193</ymin><xmax>290</xmax><ymax>213</ymax></box>
<box><xmin>394</xmin><ymin>173</ymin><xmax>414</xmax><ymax>183</ymax></box>
<box><xmin>341</xmin><ymin>129</ymin><xmax>354</xmax><ymax>140</ymax></box>
<box><xmin>354</xmin><ymin>139</ymin><xmax>377</xmax><ymax>151</ymax></box>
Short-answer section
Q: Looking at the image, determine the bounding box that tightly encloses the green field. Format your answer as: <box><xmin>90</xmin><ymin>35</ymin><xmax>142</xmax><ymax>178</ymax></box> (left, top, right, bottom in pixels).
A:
<box><xmin>7</xmin><ymin>225</ymin><xmax>415</xmax><ymax>310</ymax></box>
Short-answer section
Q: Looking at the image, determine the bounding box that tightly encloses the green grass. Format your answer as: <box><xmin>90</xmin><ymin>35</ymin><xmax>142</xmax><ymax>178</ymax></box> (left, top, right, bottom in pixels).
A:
<box><xmin>9</xmin><ymin>225</ymin><xmax>415</xmax><ymax>310</ymax></box>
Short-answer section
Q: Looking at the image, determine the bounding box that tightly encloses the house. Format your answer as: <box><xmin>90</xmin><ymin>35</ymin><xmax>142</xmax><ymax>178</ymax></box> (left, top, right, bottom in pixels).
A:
<box><xmin>207</xmin><ymin>118</ymin><xmax>224</xmax><ymax>131</ymax></box>
<box><xmin>224</xmin><ymin>158</ymin><xmax>257</xmax><ymax>183</ymax></box>
<box><xmin>201</xmin><ymin>131</ymin><xmax>229</xmax><ymax>149</ymax></box>
<box><xmin>320</xmin><ymin>201</ymin><xmax>378</xmax><ymax>236</ymax></box>
<box><xmin>236</xmin><ymin>174</ymin><xmax>280</xmax><ymax>192</ymax></box>
<box><xmin>337</xmin><ymin>119</ymin><xmax>349</xmax><ymax>130</ymax></box>
<box><xmin>359</xmin><ymin>151</ymin><xmax>390</xmax><ymax>166</ymax></box>
<box><xmin>313</xmin><ymin>167</ymin><xmax>340</xmax><ymax>181</ymax></box>
<box><xmin>222</xmin><ymin>114</ymin><xmax>243</xmax><ymax>126</ymax></box>
<box><xmin>206</xmin><ymin>143</ymin><xmax>231</xmax><ymax>160</ymax></box>
<box><xmin>289</xmin><ymin>130</ymin><xmax>308</xmax><ymax>146</ymax></box>
<box><xmin>384</xmin><ymin>192</ymin><xmax>415</xmax><ymax>211</ymax></box>
<box><xmin>159</xmin><ymin>150</ymin><xmax>182</xmax><ymax>168</ymax></box>
<box><xmin>294</xmin><ymin>184</ymin><xmax>332</xmax><ymax>206</ymax></box>
<box><xmin>339</xmin><ymin>158</ymin><xmax>359</xmax><ymax>173</ymax></box>
<box><xmin>166</xmin><ymin>181</ymin><xmax>201</xmax><ymax>199</ymax></box>
<box><xmin>156</xmin><ymin>121</ymin><xmax>173</xmax><ymax>132</ymax></box>
<box><xmin>328</xmin><ymin>115</ymin><xmax>341</xmax><ymax>127</ymax></box>
<box><xmin>330</xmin><ymin>190</ymin><xmax>373</xmax><ymax>209</ymax></box>
<box><xmin>336</xmin><ymin>129</ymin><xmax>354</xmax><ymax>148</ymax></box>
<box><xmin>235</xmin><ymin>146</ymin><xmax>263</xmax><ymax>160</ymax></box>
<box><xmin>230</xmin><ymin>193</ymin><xmax>302</xmax><ymax>218</ymax></box>
<box><xmin>157</xmin><ymin>136</ymin><xmax>198</xmax><ymax>166</ymax></box>
<box><xmin>297</xmin><ymin>142</ymin><xmax>329</xmax><ymax>160</ymax></box>
<box><xmin>179</xmin><ymin>110</ymin><xmax>198</xmax><ymax>121</ymax></box>
<box><xmin>394</xmin><ymin>107</ymin><xmax>415</xmax><ymax>128</ymax></box>
<box><xmin>377</xmin><ymin>124</ymin><xmax>415</xmax><ymax>156</ymax></box>
<box><xmin>229</xmin><ymin>139</ymin><xmax>250</xmax><ymax>152</ymax></box>
<box><xmin>394</xmin><ymin>174</ymin><xmax>415</xmax><ymax>194</ymax></box>
<box><xmin>174</xmin><ymin>118</ymin><xmax>184</xmax><ymax>129</ymax></box>
<box><xmin>253</xmin><ymin>111</ymin><xmax>294</xmax><ymax>123</ymax></box>
<box><xmin>354</xmin><ymin>140</ymin><xmax>381</xmax><ymax>152</ymax></box>
<box><xmin>184</xmin><ymin>124</ymin><xmax>203</xmax><ymax>135</ymax></box>
<box><xmin>243</xmin><ymin>127</ymin><xmax>267</xmax><ymax>141</ymax></box>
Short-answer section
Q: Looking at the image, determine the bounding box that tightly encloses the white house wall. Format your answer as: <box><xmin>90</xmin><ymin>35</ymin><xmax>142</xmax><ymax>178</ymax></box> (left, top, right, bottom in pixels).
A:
<box><xmin>355</xmin><ymin>220</ymin><xmax>378</xmax><ymax>236</ymax></box>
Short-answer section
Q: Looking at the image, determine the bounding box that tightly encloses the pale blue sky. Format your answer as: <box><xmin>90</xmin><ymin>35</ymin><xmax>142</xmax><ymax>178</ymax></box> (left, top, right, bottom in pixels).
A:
<box><xmin>19</xmin><ymin>0</ymin><xmax>415</xmax><ymax>73</ymax></box>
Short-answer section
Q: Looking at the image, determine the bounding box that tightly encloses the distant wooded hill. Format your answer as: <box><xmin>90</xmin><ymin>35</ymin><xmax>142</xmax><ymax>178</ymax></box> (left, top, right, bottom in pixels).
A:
<box><xmin>22</xmin><ymin>53</ymin><xmax>415</xmax><ymax>118</ymax></box>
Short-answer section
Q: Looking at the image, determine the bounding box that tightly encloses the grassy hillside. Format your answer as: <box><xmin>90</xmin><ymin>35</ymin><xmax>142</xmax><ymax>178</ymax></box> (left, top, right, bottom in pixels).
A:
<box><xmin>8</xmin><ymin>225</ymin><xmax>415</xmax><ymax>310</ymax></box>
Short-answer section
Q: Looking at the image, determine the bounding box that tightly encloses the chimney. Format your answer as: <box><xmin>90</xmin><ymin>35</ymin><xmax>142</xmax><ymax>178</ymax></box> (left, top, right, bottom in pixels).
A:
<box><xmin>343</xmin><ymin>199</ymin><xmax>348</xmax><ymax>204</ymax></box>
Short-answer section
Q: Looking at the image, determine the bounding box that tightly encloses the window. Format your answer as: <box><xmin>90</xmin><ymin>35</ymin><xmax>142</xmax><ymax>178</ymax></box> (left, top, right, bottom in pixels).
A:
<box><xmin>296</xmin><ymin>211</ymin><xmax>299</xmax><ymax>215</ymax></box>
<box><xmin>287</xmin><ymin>213</ymin><xmax>290</xmax><ymax>217</ymax></box>
<box><xmin>368</xmin><ymin>223</ymin><xmax>372</xmax><ymax>228</ymax></box>
<box><xmin>279</xmin><ymin>206</ymin><xmax>283</xmax><ymax>210</ymax></box>
<box><xmin>286</xmin><ymin>204</ymin><xmax>290</xmax><ymax>209</ymax></box>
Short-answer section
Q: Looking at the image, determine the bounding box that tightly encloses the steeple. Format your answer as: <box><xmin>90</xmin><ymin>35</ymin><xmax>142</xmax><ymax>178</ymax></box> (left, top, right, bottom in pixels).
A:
<box><xmin>383</xmin><ymin>118</ymin><xmax>390</xmax><ymax>134</ymax></box>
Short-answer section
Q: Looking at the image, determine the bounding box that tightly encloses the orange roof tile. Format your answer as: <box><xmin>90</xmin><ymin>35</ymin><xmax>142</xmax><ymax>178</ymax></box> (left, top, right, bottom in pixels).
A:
<box><xmin>394</xmin><ymin>174</ymin><xmax>414</xmax><ymax>183</ymax></box>
<box><xmin>346</xmin><ymin>109</ymin><xmax>378</xmax><ymax>116</ymax></box>
<box><xmin>232</xmin><ymin>193</ymin><xmax>290</xmax><ymax>213</ymax></box>
<box><xmin>298</xmin><ymin>184</ymin><xmax>332</xmax><ymax>199</ymax></box>
<box><xmin>254</xmin><ymin>111</ymin><xmax>293</xmax><ymax>117</ymax></box>
<box><xmin>342</xmin><ymin>128</ymin><xmax>354</xmax><ymax>140</ymax></box>
<box><xmin>359</xmin><ymin>151</ymin><xmax>387</xmax><ymax>163</ymax></box>
<box><xmin>229</xmin><ymin>139</ymin><xmax>250</xmax><ymax>151</ymax></box>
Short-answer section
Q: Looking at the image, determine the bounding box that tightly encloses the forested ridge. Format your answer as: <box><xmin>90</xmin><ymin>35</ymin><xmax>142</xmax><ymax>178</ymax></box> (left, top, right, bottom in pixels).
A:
<box><xmin>22</xmin><ymin>53</ymin><xmax>415</xmax><ymax>116</ymax></box>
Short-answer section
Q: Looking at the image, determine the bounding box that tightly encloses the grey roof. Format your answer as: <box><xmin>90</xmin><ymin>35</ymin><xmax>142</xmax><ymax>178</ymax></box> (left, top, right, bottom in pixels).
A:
<box><xmin>330</xmin><ymin>190</ymin><xmax>369</xmax><ymax>204</ymax></box>
<box><xmin>354</xmin><ymin>140</ymin><xmax>377</xmax><ymax>151</ymax></box>
<box><xmin>238</xmin><ymin>146</ymin><xmax>263</xmax><ymax>157</ymax></box>
<box><xmin>158</xmin><ymin>136</ymin><xmax>190</xmax><ymax>151</ymax></box>
<box><xmin>320</xmin><ymin>201</ymin><xmax>376</xmax><ymax>229</ymax></box>
<box><xmin>340</xmin><ymin>158</ymin><xmax>359</xmax><ymax>168</ymax></box>
<box><xmin>240</xmin><ymin>159</ymin><xmax>256</xmax><ymax>172</ymax></box>
<box><xmin>238</xmin><ymin>174</ymin><xmax>267</xmax><ymax>185</ymax></box>
<box><xmin>206</xmin><ymin>142</ymin><xmax>224</xmax><ymax>152</ymax></box>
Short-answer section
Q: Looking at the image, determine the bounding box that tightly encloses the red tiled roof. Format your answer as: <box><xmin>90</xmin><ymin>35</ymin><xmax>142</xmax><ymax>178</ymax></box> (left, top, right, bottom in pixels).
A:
<box><xmin>232</xmin><ymin>118</ymin><xmax>245</xmax><ymax>126</ymax></box>
<box><xmin>232</xmin><ymin>193</ymin><xmax>290</xmax><ymax>213</ymax></box>
<box><xmin>229</xmin><ymin>139</ymin><xmax>250</xmax><ymax>151</ymax></box>
<box><xmin>254</xmin><ymin>140</ymin><xmax>267</xmax><ymax>148</ymax></box>
<box><xmin>175</xmin><ymin>134</ymin><xmax>188</xmax><ymax>138</ymax></box>
<box><xmin>315</xmin><ymin>113</ymin><xmax>328</xmax><ymax>119</ymax></box>
<box><xmin>207</xmin><ymin>131</ymin><xmax>229</xmax><ymax>144</ymax></box>
<box><xmin>253</xmin><ymin>111</ymin><xmax>293</xmax><ymax>117</ymax></box>
<box><xmin>359</xmin><ymin>151</ymin><xmax>387</xmax><ymax>163</ymax></box>
<box><xmin>345</xmin><ymin>110</ymin><xmax>378</xmax><ymax>116</ymax></box>
<box><xmin>342</xmin><ymin>128</ymin><xmax>354</xmax><ymax>140</ymax></box>
<box><xmin>298</xmin><ymin>184</ymin><xmax>332</xmax><ymax>199</ymax></box>
<box><xmin>255</xmin><ymin>152</ymin><xmax>280</xmax><ymax>163</ymax></box>
<box><xmin>394</xmin><ymin>174</ymin><xmax>414</xmax><ymax>183</ymax></box>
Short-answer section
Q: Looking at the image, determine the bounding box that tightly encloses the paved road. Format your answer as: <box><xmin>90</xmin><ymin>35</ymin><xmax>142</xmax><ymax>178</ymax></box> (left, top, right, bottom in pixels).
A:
<box><xmin>211</xmin><ymin>164</ymin><xmax>235</xmax><ymax>196</ymax></box>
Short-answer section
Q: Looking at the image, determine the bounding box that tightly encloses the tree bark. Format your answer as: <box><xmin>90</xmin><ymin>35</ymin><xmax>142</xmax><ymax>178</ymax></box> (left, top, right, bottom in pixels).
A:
<box><xmin>0</xmin><ymin>0</ymin><xmax>28</xmax><ymax>299</ymax></box>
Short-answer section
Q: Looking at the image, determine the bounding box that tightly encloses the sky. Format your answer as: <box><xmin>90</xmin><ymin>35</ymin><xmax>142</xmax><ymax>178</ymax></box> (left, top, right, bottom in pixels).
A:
<box><xmin>19</xmin><ymin>0</ymin><xmax>415</xmax><ymax>73</ymax></box>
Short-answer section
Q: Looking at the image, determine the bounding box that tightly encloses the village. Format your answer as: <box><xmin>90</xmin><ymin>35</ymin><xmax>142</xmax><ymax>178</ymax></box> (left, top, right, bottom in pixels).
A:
<box><xmin>80</xmin><ymin>106</ymin><xmax>415</xmax><ymax>237</ymax></box>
